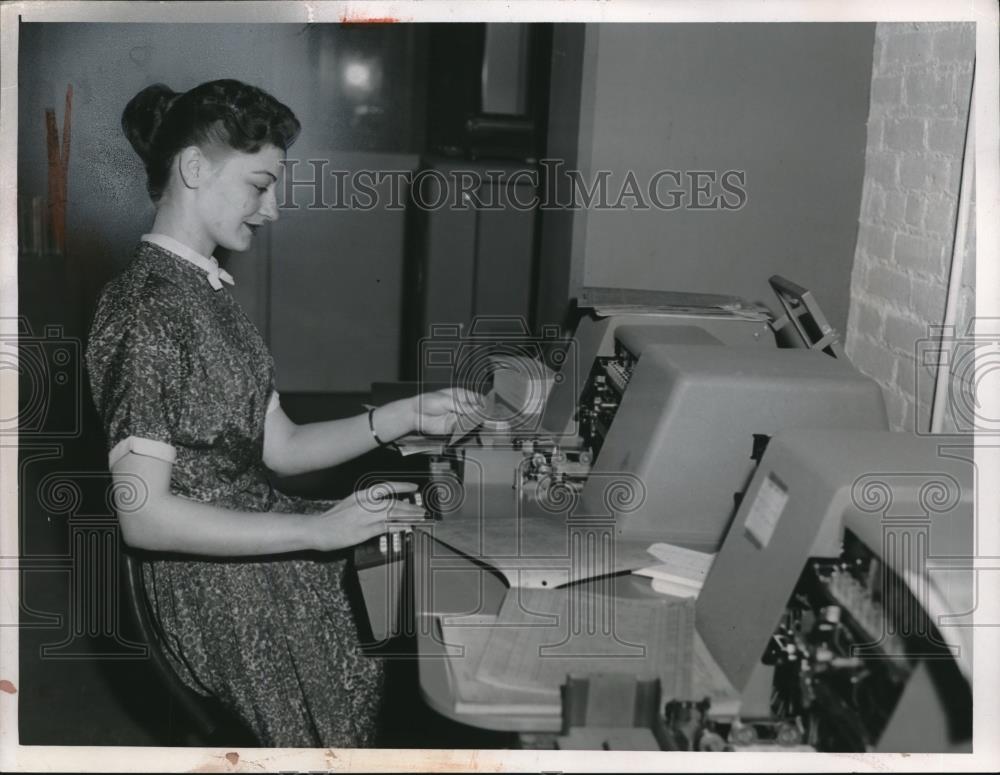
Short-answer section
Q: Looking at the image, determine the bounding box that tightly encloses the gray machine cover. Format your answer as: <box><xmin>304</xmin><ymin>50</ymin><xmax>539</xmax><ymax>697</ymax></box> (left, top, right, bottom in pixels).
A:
<box><xmin>580</xmin><ymin>345</ymin><xmax>889</xmax><ymax>548</ymax></box>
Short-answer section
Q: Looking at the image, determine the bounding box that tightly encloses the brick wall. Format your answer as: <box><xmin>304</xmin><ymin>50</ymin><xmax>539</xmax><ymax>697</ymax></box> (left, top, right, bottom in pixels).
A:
<box><xmin>845</xmin><ymin>22</ymin><xmax>975</xmax><ymax>432</ymax></box>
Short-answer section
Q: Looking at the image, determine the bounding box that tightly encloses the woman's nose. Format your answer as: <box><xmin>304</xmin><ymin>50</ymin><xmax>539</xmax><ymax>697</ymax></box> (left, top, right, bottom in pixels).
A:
<box><xmin>259</xmin><ymin>190</ymin><xmax>279</xmax><ymax>222</ymax></box>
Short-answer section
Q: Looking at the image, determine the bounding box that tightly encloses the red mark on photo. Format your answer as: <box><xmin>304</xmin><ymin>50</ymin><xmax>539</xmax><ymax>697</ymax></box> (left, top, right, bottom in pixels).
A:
<box><xmin>340</xmin><ymin>11</ymin><xmax>401</xmax><ymax>25</ymax></box>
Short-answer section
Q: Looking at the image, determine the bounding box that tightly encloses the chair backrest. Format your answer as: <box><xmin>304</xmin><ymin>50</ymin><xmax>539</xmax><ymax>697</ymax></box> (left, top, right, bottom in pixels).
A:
<box><xmin>120</xmin><ymin>548</ymin><xmax>221</xmax><ymax>740</ymax></box>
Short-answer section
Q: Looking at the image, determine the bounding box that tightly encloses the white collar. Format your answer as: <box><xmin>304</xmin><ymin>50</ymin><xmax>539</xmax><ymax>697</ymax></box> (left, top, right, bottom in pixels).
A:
<box><xmin>141</xmin><ymin>233</ymin><xmax>235</xmax><ymax>291</ymax></box>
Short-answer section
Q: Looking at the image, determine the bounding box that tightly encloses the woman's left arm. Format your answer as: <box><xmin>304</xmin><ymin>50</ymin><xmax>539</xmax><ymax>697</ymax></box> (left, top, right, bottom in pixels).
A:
<box><xmin>262</xmin><ymin>389</ymin><xmax>482</xmax><ymax>477</ymax></box>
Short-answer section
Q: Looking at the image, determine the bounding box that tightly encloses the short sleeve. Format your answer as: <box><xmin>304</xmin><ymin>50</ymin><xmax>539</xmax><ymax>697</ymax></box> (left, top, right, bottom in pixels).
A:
<box><xmin>86</xmin><ymin>295</ymin><xmax>189</xmax><ymax>470</ymax></box>
<box><xmin>108</xmin><ymin>436</ymin><xmax>177</xmax><ymax>469</ymax></box>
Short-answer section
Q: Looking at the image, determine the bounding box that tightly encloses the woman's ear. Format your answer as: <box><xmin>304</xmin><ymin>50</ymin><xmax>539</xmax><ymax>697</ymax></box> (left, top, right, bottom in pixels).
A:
<box><xmin>176</xmin><ymin>146</ymin><xmax>206</xmax><ymax>190</ymax></box>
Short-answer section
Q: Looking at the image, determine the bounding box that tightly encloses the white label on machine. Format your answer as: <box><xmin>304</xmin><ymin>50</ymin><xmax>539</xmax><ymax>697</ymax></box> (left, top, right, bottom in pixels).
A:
<box><xmin>744</xmin><ymin>473</ymin><xmax>788</xmax><ymax>549</ymax></box>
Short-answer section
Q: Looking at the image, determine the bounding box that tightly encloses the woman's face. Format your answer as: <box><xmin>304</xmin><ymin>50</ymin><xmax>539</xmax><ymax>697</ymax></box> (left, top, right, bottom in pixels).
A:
<box><xmin>195</xmin><ymin>143</ymin><xmax>284</xmax><ymax>252</ymax></box>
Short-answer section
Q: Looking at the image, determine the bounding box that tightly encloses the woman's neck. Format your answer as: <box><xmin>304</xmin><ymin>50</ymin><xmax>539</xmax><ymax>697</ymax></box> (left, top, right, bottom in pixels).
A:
<box><xmin>150</xmin><ymin>204</ymin><xmax>216</xmax><ymax>258</ymax></box>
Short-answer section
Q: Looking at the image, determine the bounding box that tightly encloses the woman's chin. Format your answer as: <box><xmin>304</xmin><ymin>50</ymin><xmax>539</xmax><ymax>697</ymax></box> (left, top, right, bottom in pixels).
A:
<box><xmin>220</xmin><ymin>232</ymin><xmax>254</xmax><ymax>252</ymax></box>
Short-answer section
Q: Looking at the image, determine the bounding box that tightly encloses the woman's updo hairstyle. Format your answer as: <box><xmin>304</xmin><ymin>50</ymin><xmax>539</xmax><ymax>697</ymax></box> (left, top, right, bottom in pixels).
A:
<box><xmin>122</xmin><ymin>79</ymin><xmax>301</xmax><ymax>202</ymax></box>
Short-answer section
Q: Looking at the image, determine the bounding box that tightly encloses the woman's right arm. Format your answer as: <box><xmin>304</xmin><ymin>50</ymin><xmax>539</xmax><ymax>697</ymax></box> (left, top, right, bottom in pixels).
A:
<box><xmin>111</xmin><ymin>452</ymin><xmax>424</xmax><ymax>556</ymax></box>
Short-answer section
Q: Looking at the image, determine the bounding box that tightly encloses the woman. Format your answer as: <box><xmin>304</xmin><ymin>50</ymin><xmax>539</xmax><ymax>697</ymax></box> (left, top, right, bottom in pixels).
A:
<box><xmin>85</xmin><ymin>79</ymin><xmax>478</xmax><ymax>747</ymax></box>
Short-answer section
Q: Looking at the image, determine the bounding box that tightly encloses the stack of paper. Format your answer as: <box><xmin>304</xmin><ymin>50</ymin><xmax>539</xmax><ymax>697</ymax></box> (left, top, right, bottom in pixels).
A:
<box><xmin>489</xmin><ymin>353</ymin><xmax>555</xmax><ymax>419</ymax></box>
<box><xmin>446</xmin><ymin>354</ymin><xmax>555</xmax><ymax>445</ymax></box>
<box><xmin>633</xmin><ymin>542</ymin><xmax>717</xmax><ymax>599</ymax></box>
<box><xmin>436</xmin><ymin>614</ymin><xmax>562</xmax><ymax>716</ymax></box>
<box><xmin>392</xmin><ymin>434</ymin><xmax>448</xmax><ymax>456</ymax></box>
<box><xmin>474</xmin><ymin>586</ymin><xmax>695</xmax><ymax>702</ymax></box>
<box><xmin>447</xmin><ymin>390</ymin><xmax>497</xmax><ymax>446</ymax></box>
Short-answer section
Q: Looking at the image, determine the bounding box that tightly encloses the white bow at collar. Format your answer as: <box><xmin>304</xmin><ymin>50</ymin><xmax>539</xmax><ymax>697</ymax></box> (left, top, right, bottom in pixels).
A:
<box><xmin>141</xmin><ymin>233</ymin><xmax>235</xmax><ymax>291</ymax></box>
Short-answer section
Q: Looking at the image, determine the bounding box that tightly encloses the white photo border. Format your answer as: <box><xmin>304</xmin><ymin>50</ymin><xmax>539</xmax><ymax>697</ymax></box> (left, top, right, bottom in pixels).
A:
<box><xmin>1</xmin><ymin>1</ymin><xmax>997</xmax><ymax>772</ymax></box>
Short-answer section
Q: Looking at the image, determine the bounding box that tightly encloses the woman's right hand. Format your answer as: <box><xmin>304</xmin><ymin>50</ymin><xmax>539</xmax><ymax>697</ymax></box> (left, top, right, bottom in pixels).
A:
<box><xmin>310</xmin><ymin>481</ymin><xmax>427</xmax><ymax>551</ymax></box>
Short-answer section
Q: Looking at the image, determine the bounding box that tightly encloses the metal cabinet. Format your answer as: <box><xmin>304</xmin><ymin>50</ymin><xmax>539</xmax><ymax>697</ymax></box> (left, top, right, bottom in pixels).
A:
<box><xmin>402</xmin><ymin>156</ymin><xmax>539</xmax><ymax>379</ymax></box>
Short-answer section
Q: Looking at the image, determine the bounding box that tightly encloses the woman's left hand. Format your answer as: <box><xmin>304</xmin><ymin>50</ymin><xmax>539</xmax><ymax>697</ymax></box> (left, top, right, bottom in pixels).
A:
<box><xmin>411</xmin><ymin>388</ymin><xmax>485</xmax><ymax>436</ymax></box>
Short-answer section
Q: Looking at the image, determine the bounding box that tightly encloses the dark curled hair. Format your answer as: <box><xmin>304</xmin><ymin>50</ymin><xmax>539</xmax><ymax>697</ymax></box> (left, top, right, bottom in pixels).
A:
<box><xmin>121</xmin><ymin>79</ymin><xmax>301</xmax><ymax>202</ymax></box>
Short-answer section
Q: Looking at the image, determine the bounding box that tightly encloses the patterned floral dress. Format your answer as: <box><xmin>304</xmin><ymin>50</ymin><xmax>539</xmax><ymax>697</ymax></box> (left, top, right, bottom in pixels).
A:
<box><xmin>85</xmin><ymin>239</ymin><xmax>384</xmax><ymax>747</ymax></box>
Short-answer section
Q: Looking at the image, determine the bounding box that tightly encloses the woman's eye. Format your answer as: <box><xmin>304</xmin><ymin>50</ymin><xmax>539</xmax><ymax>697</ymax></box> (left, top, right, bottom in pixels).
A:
<box><xmin>254</xmin><ymin>185</ymin><xmax>268</xmax><ymax>194</ymax></box>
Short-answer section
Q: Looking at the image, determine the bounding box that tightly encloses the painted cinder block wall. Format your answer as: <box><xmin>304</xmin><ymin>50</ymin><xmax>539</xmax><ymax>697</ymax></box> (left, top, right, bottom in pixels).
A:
<box><xmin>846</xmin><ymin>22</ymin><xmax>976</xmax><ymax>433</ymax></box>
